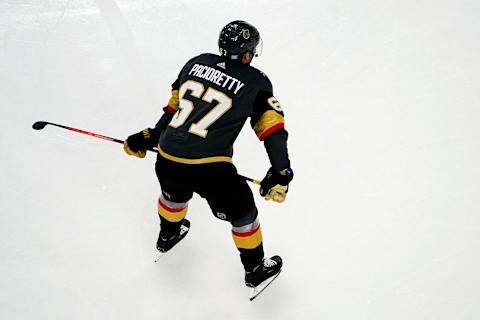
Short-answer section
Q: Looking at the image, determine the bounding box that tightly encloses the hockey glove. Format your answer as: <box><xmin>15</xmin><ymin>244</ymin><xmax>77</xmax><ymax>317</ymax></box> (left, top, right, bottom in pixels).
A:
<box><xmin>259</xmin><ymin>167</ymin><xmax>293</xmax><ymax>203</ymax></box>
<box><xmin>123</xmin><ymin>128</ymin><xmax>159</xmax><ymax>158</ymax></box>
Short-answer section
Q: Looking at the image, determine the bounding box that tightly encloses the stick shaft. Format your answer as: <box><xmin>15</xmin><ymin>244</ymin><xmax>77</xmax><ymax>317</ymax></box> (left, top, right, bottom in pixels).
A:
<box><xmin>238</xmin><ymin>175</ymin><xmax>261</xmax><ymax>185</ymax></box>
<box><xmin>37</xmin><ymin>121</ymin><xmax>257</xmax><ymax>184</ymax></box>
<box><xmin>43</xmin><ymin>122</ymin><xmax>124</xmax><ymax>144</ymax></box>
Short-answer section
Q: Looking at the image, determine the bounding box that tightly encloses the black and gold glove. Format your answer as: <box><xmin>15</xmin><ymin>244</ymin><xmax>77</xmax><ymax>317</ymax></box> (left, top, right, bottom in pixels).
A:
<box><xmin>123</xmin><ymin>128</ymin><xmax>159</xmax><ymax>158</ymax></box>
<box><xmin>259</xmin><ymin>167</ymin><xmax>294</xmax><ymax>203</ymax></box>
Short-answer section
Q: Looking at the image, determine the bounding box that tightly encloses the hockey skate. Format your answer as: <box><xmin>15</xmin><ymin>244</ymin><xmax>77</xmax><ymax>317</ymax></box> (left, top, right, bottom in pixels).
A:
<box><xmin>245</xmin><ymin>255</ymin><xmax>282</xmax><ymax>300</ymax></box>
<box><xmin>154</xmin><ymin>219</ymin><xmax>190</xmax><ymax>262</ymax></box>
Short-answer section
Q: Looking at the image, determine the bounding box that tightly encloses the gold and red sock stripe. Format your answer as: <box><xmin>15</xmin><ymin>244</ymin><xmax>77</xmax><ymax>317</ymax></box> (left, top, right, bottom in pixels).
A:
<box><xmin>232</xmin><ymin>220</ymin><xmax>263</xmax><ymax>250</ymax></box>
<box><xmin>157</xmin><ymin>195</ymin><xmax>188</xmax><ymax>223</ymax></box>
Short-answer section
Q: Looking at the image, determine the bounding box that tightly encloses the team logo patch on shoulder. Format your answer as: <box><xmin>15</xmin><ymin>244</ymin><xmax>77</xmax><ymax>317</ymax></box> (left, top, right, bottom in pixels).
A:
<box><xmin>268</xmin><ymin>96</ymin><xmax>283</xmax><ymax>112</ymax></box>
<box><xmin>242</xmin><ymin>29</ymin><xmax>250</xmax><ymax>39</ymax></box>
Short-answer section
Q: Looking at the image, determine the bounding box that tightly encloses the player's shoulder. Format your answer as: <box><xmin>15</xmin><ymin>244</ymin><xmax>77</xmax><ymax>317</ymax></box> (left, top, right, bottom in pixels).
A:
<box><xmin>181</xmin><ymin>52</ymin><xmax>273</xmax><ymax>91</ymax></box>
<box><xmin>179</xmin><ymin>53</ymin><xmax>221</xmax><ymax>75</ymax></box>
<box><xmin>185</xmin><ymin>53</ymin><xmax>221</xmax><ymax>65</ymax></box>
<box><xmin>245</xmin><ymin>65</ymin><xmax>273</xmax><ymax>92</ymax></box>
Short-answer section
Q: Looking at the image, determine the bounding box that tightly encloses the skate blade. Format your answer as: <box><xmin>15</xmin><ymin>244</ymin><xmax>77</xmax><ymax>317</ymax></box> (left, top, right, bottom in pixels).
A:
<box><xmin>249</xmin><ymin>269</ymin><xmax>282</xmax><ymax>301</ymax></box>
<box><xmin>154</xmin><ymin>252</ymin><xmax>166</xmax><ymax>263</ymax></box>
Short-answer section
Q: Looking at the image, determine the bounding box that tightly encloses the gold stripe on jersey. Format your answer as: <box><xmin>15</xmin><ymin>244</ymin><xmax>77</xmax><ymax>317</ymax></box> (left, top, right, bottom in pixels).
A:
<box><xmin>158</xmin><ymin>146</ymin><xmax>233</xmax><ymax>164</ymax></box>
<box><xmin>167</xmin><ymin>90</ymin><xmax>180</xmax><ymax>112</ymax></box>
<box><xmin>253</xmin><ymin>110</ymin><xmax>285</xmax><ymax>140</ymax></box>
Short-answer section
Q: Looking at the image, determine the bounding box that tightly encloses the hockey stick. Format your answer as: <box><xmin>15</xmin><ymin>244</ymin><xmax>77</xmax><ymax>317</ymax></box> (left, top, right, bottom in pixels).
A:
<box><xmin>238</xmin><ymin>175</ymin><xmax>261</xmax><ymax>185</ymax></box>
<box><xmin>32</xmin><ymin>120</ymin><xmax>150</xmax><ymax>148</ymax></box>
<box><xmin>32</xmin><ymin>121</ymin><xmax>260</xmax><ymax>185</ymax></box>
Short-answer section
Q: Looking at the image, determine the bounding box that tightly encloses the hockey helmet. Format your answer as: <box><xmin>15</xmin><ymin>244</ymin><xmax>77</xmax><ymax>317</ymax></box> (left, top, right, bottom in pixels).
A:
<box><xmin>218</xmin><ymin>20</ymin><xmax>263</xmax><ymax>60</ymax></box>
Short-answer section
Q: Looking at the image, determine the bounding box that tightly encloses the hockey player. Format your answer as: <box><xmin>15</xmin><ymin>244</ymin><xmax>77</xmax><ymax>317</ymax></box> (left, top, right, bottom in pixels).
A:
<box><xmin>123</xmin><ymin>21</ymin><xmax>293</xmax><ymax>291</ymax></box>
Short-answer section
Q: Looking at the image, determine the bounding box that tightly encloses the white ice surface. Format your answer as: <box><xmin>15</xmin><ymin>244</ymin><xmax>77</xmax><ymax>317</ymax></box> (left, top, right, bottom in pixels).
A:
<box><xmin>1</xmin><ymin>0</ymin><xmax>480</xmax><ymax>319</ymax></box>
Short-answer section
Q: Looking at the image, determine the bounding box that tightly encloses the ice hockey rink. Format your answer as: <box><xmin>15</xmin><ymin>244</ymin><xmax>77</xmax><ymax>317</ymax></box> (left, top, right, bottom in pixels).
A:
<box><xmin>1</xmin><ymin>0</ymin><xmax>479</xmax><ymax>319</ymax></box>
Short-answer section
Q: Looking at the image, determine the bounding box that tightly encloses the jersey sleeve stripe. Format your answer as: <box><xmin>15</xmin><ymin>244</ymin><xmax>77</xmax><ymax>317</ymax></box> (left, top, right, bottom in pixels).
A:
<box><xmin>167</xmin><ymin>89</ymin><xmax>179</xmax><ymax>112</ymax></box>
<box><xmin>166</xmin><ymin>105</ymin><xmax>176</xmax><ymax>114</ymax></box>
<box><xmin>253</xmin><ymin>110</ymin><xmax>285</xmax><ymax>141</ymax></box>
<box><xmin>259</xmin><ymin>123</ymin><xmax>285</xmax><ymax>141</ymax></box>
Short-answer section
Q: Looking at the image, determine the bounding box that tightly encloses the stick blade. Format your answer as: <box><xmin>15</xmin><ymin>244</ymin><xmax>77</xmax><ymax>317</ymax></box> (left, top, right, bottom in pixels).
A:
<box><xmin>32</xmin><ymin>121</ymin><xmax>48</xmax><ymax>130</ymax></box>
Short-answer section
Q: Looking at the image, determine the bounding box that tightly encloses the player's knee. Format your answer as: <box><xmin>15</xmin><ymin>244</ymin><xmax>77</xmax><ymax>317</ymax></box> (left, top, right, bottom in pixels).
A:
<box><xmin>231</xmin><ymin>206</ymin><xmax>258</xmax><ymax>228</ymax></box>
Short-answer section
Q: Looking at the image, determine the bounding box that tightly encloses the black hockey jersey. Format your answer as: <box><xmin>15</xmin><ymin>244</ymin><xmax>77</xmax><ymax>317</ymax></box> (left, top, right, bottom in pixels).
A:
<box><xmin>158</xmin><ymin>53</ymin><xmax>285</xmax><ymax>164</ymax></box>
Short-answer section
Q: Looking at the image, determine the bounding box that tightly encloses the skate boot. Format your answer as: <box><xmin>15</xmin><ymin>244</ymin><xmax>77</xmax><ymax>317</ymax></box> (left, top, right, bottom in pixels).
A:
<box><xmin>156</xmin><ymin>219</ymin><xmax>190</xmax><ymax>253</ymax></box>
<box><xmin>245</xmin><ymin>255</ymin><xmax>282</xmax><ymax>288</ymax></box>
